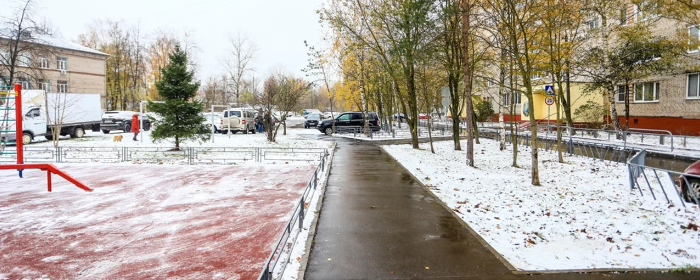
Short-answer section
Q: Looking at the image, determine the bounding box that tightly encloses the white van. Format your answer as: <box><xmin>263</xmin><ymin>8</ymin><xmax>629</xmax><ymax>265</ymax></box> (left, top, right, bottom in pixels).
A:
<box><xmin>220</xmin><ymin>108</ymin><xmax>257</xmax><ymax>134</ymax></box>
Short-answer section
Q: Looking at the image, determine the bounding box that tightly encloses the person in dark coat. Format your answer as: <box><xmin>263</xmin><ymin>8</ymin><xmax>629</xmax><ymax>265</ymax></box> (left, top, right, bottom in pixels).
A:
<box><xmin>255</xmin><ymin>110</ymin><xmax>264</xmax><ymax>133</ymax></box>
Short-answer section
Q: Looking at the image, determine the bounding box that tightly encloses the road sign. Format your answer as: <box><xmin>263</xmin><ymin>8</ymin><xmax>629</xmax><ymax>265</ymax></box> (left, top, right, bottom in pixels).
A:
<box><xmin>545</xmin><ymin>85</ymin><xmax>555</xmax><ymax>96</ymax></box>
<box><xmin>441</xmin><ymin>86</ymin><xmax>450</xmax><ymax>107</ymax></box>
<box><xmin>545</xmin><ymin>96</ymin><xmax>555</xmax><ymax>106</ymax></box>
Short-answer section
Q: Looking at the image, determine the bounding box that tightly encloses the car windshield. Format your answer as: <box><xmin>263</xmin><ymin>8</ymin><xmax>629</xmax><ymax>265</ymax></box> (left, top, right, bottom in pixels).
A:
<box><xmin>224</xmin><ymin>111</ymin><xmax>242</xmax><ymax>117</ymax></box>
<box><xmin>308</xmin><ymin>114</ymin><xmax>321</xmax><ymax>120</ymax></box>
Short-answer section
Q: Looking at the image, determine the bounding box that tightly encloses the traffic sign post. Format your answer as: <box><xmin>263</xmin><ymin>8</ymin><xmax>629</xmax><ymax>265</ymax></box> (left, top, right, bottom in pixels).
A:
<box><xmin>545</xmin><ymin>96</ymin><xmax>555</xmax><ymax>137</ymax></box>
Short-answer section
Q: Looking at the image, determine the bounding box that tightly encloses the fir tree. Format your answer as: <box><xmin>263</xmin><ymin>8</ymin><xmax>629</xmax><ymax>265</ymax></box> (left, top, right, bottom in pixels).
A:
<box><xmin>148</xmin><ymin>45</ymin><xmax>209</xmax><ymax>149</ymax></box>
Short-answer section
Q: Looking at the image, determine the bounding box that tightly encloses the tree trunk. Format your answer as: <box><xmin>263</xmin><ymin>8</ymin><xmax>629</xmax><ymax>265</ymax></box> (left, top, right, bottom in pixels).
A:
<box><xmin>448</xmin><ymin>74</ymin><xmax>461</xmax><ymax>150</ymax></box>
<box><xmin>607</xmin><ymin>83</ymin><xmax>623</xmax><ymax>135</ymax></box>
<box><xmin>462</xmin><ymin>0</ymin><xmax>474</xmax><ymax>167</ymax></box>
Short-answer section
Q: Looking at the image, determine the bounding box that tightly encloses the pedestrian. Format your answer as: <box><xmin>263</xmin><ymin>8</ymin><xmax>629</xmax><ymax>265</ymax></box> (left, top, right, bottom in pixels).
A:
<box><xmin>255</xmin><ymin>110</ymin><xmax>264</xmax><ymax>133</ymax></box>
<box><xmin>131</xmin><ymin>113</ymin><xmax>140</xmax><ymax>141</ymax></box>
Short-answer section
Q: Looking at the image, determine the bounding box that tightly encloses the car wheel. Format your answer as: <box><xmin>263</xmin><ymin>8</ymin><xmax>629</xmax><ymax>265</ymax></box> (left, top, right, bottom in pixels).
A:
<box><xmin>124</xmin><ymin>124</ymin><xmax>131</xmax><ymax>133</ymax></box>
<box><xmin>232</xmin><ymin>131</ymin><xmax>238</xmax><ymax>134</ymax></box>
<box><xmin>324</xmin><ymin>127</ymin><xmax>333</xmax><ymax>135</ymax></box>
<box><xmin>73</xmin><ymin>127</ymin><xmax>85</xmax><ymax>138</ymax></box>
<box><xmin>102</xmin><ymin>129</ymin><xmax>110</xmax><ymax>134</ymax></box>
<box><xmin>685</xmin><ymin>179</ymin><xmax>700</xmax><ymax>202</ymax></box>
<box><xmin>243</xmin><ymin>127</ymin><xmax>249</xmax><ymax>134</ymax></box>
<box><xmin>45</xmin><ymin>134</ymin><xmax>54</xmax><ymax>141</ymax></box>
<box><xmin>144</xmin><ymin>123</ymin><xmax>151</xmax><ymax>131</ymax></box>
<box><xmin>22</xmin><ymin>133</ymin><xmax>32</xmax><ymax>145</ymax></box>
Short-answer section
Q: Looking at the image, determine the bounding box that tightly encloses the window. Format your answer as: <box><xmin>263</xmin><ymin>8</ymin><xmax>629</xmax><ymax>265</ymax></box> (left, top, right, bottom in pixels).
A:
<box><xmin>224</xmin><ymin>110</ymin><xmax>241</xmax><ymax>117</ymax></box>
<box><xmin>635</xmin><ymin>1</ymin><xmax>659</xmax><ymax>22</ymax></box>
<box><xmin>25</xmin><ymin>108</ymin><xmax>40</xmax><ymax>118</ymax></box>
<box><xmin>57</xmin><ymin>56</ymin><xmax>68</xmax><ymax>71</ymax></box>
<box><xmin>689</xmin><ymin>25</ymin><xmax>699</xmax><ymax>53</ymax></box>
<box><xmin>39</xmin><ymin>57</ymin><xmax>49</xmax><ymax>69</ymax></box>
<box><xmin>57</xmin><ymin>80</ymin><xmax>68</xmax><ymax>93</ymax></box>
<box><xmin>503</xmin><ymin>92</ymin><xmax>521</xmax><ymax>105</ymax></box>
<box><xmin>0</xmin><ymin>49</ymin><xmax>9</xmax><ymax>64</ymax></box>
<box><xmin>38</xmin><ymin>79</ymin><xmax>51</xmax><ymax>92</ymax></box>
<box><xmin>19</xmin><ymin>77</ymin><xmax>31</xmax><ymax>89</ymax></box>
<box><xmin>688</xmin><ymin>73</ymin><xmax>700</xmax><ymax>99</ymax></box>
<box><xmin>532</xmin><ymin>73</ymin><xmax>542</xmax><ymax>80</ymax></box>
<box><xmin>616</xmin><ymin>85</ymin><xmax>626</xmax><ymax>102</ymax></box>
<box><xmin>620</xmin><ymin>8</ymin><xmax>628</xmax><ymax>25</ymax></box>
<box><xmin>351</xmin><ymin>113</ymin><xmax>364</xmax><ymax>120</ymax></box>
<box><xmin>588</xmin><ymin>17</ymin><xmax>600</xmax><ymax>29</ymax></box>
<box><xmin>487</xmin><ymin>79</ymin><xmax>495</xmax><ymax>87</ymax></box>
<box><xmin>18</xmin><ymin>53</ymin><xmax>31</xmax><ymax>67</ymax></box>
<box><xmin>634</xmin><ymin>82</ymin><xmax>659</xmax><ymax>102</ymax></box>
<box><xmin>337</xmin><ymin>114</ymin><xmax>351</xmax><ymax>121</ymax></box>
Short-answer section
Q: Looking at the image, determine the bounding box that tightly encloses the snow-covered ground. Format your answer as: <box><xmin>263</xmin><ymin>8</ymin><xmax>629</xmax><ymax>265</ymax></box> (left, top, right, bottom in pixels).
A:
<box><xmin>383</xmin><ymin>139</ymin><xmax>700</xmax><ymax>271</ymax></box>
<box><xmin>0</xmin><ymin>163</ymin><xmax>317</xmax><ymax>279</ymax></box>
<box><xmin>24</xmin><ymin>126</ymin><xmax>327</xmax><ymax>149</ymax></box>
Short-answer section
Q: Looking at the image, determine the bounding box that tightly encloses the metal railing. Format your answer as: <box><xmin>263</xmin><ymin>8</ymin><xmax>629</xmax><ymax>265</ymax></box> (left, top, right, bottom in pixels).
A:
<box><xmin>0</xmin><ymin>146</ymin><xmax>328</xmax><ymax>165</ymax></box>
<box><xmin>627</xmin><ymin>150</ymin><xmax>700</xmax><ymax>208</ymax></box>
<box><xmin>258</xmin><ymin>148</ymin><xmax>330</xmax><ymax>280</ymax></box>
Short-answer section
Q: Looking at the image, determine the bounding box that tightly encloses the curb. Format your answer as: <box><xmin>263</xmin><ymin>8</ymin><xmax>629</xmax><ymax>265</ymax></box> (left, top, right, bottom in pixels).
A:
<box><xmin>297</xmin><ymin>142</ymin><xmax>336</xmax><ymax>280</ymax></box>
<box><xmin>378</xmin><ymin>144</ymin><xmax>700</xmax><ymax>276</ymax></box>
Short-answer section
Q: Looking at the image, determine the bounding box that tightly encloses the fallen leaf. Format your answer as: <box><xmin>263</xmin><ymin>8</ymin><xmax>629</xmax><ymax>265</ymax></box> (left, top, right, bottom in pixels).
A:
<box><xmin>296</xmin><ymin>256</ymin><xmax>301</xmax><ymax>261</ymax></box>
<box><xmin>328</xmin><ymin>258</ymin><xmax>332</xmax><ymax>261</ymax></box>
<box><xmin>425</xmin><ymin>266</ymin><xmax>429</xmax><ymax>270</ymax></box>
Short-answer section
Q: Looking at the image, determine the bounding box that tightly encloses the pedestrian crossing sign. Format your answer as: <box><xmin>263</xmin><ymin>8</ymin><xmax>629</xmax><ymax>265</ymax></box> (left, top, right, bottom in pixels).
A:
<box><xmin>545</xmin><ymin>85</ymin><xmax>555</xmax><ymax>96</ymax></box>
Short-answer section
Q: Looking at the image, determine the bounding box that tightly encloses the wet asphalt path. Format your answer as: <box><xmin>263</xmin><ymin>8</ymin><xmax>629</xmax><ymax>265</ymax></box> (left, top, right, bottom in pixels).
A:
<box><xmin>304</xmin><ymin>137</ymin><xmax>697</xmax><ymax>280</ymax></box>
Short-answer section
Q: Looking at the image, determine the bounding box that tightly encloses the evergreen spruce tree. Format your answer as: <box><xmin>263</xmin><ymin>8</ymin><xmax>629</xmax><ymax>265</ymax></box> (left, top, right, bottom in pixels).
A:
<box><xmin>148</xmin><ymin>45</ymin><xmax>209</xmax><ymax>149</ymax></box>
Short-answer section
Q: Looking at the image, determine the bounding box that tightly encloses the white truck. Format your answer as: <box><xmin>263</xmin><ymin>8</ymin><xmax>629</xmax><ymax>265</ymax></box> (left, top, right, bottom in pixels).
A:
<box><xmin>0</xmin><ymin>90</ymin><xmax>102</xmax><ymax>145</ymax></box>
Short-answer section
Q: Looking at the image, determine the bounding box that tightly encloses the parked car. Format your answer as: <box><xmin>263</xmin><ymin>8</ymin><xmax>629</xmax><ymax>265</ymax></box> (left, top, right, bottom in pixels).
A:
<box><xmin>220</xmin><ymin>108</ymin><xmax>257</xmax><ymax>134</ymax></box>
<box><xmin>323</xmin><ymin>112</ymin><xmax>336</xmax><ymax>119</ymax></box>
<box><xmin>304</xmin><ymin>113</ymin><xmax>322</xmax><ymax>128</ymax></box>
<box><xmin>101</xmin><ymin>111</ymin><xmax>151</xmax><ymax>134</ymax></box>
<box><xmin>303</xmin><ymin>109</ymin><xmax>321</xmax><ymax>118</ymax></box>
<box><xmin>202</xmin><ymin>113</ymin><xmax>223</xmax><ymax>133</ymax></box>
<box><xmin>317</xmin><ymin>111</ymin><xmax>381</xmax><ymax>135</ymax></box>
<box><xmin>419</xmin><ymin>113</ymin><xmax>429</xmax><ymax>119</ymax></box>
<box><xmin>680</xmin><ymin>160</ymin><xmax>700</xmax><ymax>203</ymax></box>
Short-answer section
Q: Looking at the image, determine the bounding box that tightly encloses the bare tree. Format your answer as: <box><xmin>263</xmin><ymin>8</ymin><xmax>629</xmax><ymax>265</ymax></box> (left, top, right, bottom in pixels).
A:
<box><xmin>0</xmin><ymin>0</ymin><xmax>54</xmax><ymax>87</ymax></box>
<box><xmin>222</xmin><ymin>31</ymin><xmax>257</xmax><ymax>106</ymax></box>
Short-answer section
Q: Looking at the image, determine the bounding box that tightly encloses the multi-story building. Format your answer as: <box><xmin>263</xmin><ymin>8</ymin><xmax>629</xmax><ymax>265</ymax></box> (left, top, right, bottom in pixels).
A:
<box><xmin>610</xmin><ymin>7</ymin><xmax>700</xmax><ymax>136</ymax></box>
<box><xmin>0</xmin><ymin>33</ymin><xmax>108</xmax><ymax>108</ymax></box>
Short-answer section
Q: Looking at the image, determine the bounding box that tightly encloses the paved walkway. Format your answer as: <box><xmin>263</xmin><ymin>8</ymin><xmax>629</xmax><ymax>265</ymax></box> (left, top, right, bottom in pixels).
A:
<box><xmin>305</xmin><ymin>139</ymin><xmax>697</xmax><ymax>280</ymax></box>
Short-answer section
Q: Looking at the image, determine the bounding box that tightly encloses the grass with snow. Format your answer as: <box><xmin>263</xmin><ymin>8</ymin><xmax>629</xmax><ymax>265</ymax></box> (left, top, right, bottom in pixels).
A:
<box><xmin>383</xmin><ymin>139</ymin><xmax>700</xmax><ymax>271</ymax></box>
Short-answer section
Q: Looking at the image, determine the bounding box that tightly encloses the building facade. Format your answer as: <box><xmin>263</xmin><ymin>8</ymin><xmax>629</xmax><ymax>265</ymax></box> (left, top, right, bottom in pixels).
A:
<box><xmin>0</xmin><ymin>34</ymin><xmax>108</xmax><ymax>108</ymax></box>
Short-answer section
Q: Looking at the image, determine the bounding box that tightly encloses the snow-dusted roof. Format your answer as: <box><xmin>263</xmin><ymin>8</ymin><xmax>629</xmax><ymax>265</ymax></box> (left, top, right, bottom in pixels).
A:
<box><xmin>0</xmin><ymin>32</ymin><xmax>108</xmax><ymax>57</ymax></box>
<box><xmin>33</xmin><ymin>34</ymin><xmax>109</xmax><ymax>56</ymax></box>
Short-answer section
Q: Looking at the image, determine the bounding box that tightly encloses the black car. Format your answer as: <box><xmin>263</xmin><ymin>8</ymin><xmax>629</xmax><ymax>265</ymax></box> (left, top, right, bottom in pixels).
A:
<box><xmin>318</xmin><ymin>111</ymin><xmax>381</xmax><ymax>135</ymax></box>
<box><xmin>304</xmin><ymin>113</ymin><xmax>322</xmax><ymax>128</ymax></box>
<box><xmin>101</xmin><ymin>111</ymin><xmax>152</xmax><ymax>134</ymax></box>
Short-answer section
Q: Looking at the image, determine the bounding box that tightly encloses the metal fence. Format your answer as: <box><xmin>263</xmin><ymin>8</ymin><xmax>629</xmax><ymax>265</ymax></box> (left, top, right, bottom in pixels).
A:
<box><xmin>334</xmin><ymin>123</ymin><xmax>455</xmax><ymax>140</ymax></box>
<box><xmin>258</xmin><ymin>148</ymin><xmax>330</xmax><ymax>280</ymax></box>
<box><xmin>0</xmin><ymin>146</ymin><xmax>328</xmax><ymax>165</ymax></box>
<box><xmin>487</xmin><ymin>132</ymin><xmax>639</xmax><ymax>164</ymax></box>
<box><xmin>627</xmin><ymin>150</ymin><xmax>700</xmax><ymax>208</ymax></box>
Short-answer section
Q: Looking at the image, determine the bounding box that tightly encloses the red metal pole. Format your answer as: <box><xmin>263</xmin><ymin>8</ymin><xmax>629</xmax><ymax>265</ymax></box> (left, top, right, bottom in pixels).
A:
<box><xmin>47</xmin><ymin>171</ymin><xmax>52</xmax><ymax>192</ymax></box>
<box><xmin>14</xmin><ymin>84</ymin><xmax>22</xmax><ymax>165</ymax></box>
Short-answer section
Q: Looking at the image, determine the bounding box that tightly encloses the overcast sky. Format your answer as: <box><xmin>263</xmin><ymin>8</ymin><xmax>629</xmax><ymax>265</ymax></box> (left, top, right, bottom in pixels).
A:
<box><xmin>17</xmin><ymin>0</ymin><xmax>327</xmax><ymax>80</ymax></box>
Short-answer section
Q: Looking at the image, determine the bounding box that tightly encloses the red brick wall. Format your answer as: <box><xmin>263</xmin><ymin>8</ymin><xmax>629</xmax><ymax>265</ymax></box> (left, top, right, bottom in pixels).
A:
<box><xmin>617</xmin><ymin>116</ymin><xmax>700</xmax><ymax>136</ymax></box>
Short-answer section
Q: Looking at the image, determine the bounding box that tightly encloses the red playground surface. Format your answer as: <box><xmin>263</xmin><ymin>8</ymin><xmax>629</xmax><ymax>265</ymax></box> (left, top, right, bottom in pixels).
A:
<box><xmin>0</xmin><ymin>163</ymin><xmax>315</xmax><ymax>279</ymax></box>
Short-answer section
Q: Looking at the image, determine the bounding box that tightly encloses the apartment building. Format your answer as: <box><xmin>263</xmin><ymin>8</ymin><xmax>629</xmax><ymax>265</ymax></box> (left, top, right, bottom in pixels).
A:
<box><xmin>611</xmin><ymin>7</ymin><xmax>700</xmax><ymax>136</ymax></box>
<box><xmin>0</xmin><ymin>33</ymin><xmax>108</xmax><ymax>108</ymax></box>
